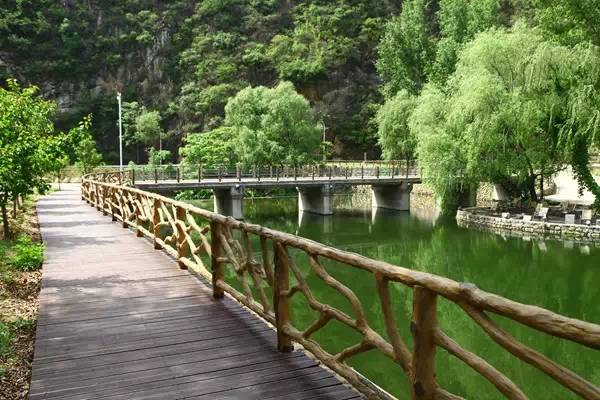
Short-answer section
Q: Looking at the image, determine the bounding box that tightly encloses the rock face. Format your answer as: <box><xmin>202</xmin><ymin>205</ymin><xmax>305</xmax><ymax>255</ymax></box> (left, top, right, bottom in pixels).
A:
<box><xmin>457</xmin><ymin>208</ymin><xmax>600</xmax><ymax>242</ymax></box>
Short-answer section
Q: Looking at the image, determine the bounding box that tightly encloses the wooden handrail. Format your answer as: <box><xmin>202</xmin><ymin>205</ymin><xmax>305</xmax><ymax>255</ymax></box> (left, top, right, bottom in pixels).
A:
<box><xmin>80</xmin><ymin>171</ymin><xmax>600</xmax><ymax>400</ymax></box>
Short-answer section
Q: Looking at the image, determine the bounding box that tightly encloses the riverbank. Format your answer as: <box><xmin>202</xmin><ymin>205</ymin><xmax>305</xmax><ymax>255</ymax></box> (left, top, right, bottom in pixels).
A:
<box><xmin>0</xmin><ymin>196</ymin><xmax>43</xmax><ymax>400</ymax></box>
<box><xmin>457</xmin><ymin>207</ymin><xmax>600</xmax><ymax>242</ymax></box>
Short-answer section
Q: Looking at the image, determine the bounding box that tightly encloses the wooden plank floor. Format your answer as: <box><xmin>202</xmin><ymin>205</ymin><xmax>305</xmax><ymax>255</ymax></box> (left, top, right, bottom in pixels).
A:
<box><xmin>29</xmin><ymin>185</ymin><xmax>362</xmax><ymax>400</ymax></box>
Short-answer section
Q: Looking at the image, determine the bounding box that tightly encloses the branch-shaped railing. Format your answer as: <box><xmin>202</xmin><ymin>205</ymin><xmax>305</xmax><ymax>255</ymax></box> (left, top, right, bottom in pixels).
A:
<box><xmin>81</xmin><ymin>171</ymin><xmax>600</xmax><ymax>400</ymax></box>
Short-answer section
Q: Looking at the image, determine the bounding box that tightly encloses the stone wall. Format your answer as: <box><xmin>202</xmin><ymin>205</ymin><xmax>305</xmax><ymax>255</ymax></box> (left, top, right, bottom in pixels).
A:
<box><xmin>457</xmin><ymin>208</ymin><xmax>600</xmax><ymax>242</ymax></box>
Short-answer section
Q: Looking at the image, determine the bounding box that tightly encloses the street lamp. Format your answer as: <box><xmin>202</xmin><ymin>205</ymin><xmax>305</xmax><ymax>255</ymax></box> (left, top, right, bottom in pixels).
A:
<box><xmin>321</xmin><ymin>121</ymin><xmax>327</xmax><ymax>161</ymax></box>
<box><xmin>117</xmin><ymin>92</ymin><xmax>123</xmax><ymax>170</ymax></box>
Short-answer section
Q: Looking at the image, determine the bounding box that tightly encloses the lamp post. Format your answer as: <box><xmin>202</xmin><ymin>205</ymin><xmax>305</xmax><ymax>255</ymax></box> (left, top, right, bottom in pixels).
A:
<box><xmin>117</xmin><ymin>92</ymin><xmax>123</xmax><ymax>170</ymax></box>
<box><xmin>321</xmin><ymin>121</ymin><xmax>327</xmax><ymax>162</ymax></box>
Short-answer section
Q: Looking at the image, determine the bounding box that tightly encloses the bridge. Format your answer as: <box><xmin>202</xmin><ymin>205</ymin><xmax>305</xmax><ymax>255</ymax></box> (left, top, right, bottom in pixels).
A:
<box><xmin>29</xmin><ymin>171</ymin><xmax>600</xmax><ymax>400</ymax></box>
<box><xmin>93</xmin><ymin>162</ymin><xmax>437</xmax><ymax>220</ymax></box>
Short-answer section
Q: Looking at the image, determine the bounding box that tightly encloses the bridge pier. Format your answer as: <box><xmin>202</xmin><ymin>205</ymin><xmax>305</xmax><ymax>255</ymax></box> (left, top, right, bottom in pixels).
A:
<box><xmin>213</xmin><ymin>186</ymin><xmax>245</xmax><ymax>220</ymax></box>
<box><xmin>371</xmin><ymin>182</ymin><xmax>412</xmax><ymax>211</ymax></box>
<box><xmin>297</xmin><ymin>185</ymin><xmax>334</xmax><ymax>215</ymax></box>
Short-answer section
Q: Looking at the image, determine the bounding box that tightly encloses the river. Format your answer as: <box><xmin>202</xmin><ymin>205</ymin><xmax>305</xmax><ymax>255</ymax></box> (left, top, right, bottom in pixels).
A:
<box><xmin>188</xmin><ymin>194</ymin><xmax>599</xmax><ymax>399</ymax></box>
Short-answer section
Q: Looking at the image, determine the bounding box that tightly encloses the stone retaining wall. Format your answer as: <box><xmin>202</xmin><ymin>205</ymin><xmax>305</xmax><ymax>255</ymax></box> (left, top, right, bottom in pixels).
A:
<box><xmin>456</xmin><ymin>208</ymin><xmax>600</xmax><ymax>241</ymax></box>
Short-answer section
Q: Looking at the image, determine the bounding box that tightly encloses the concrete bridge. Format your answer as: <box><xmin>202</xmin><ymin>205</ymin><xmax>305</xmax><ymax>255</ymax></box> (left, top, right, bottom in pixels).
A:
<box><xmin>128</xmin><ymin>163</ymin><xmax>424</xmax><ymax>219</ymax></box>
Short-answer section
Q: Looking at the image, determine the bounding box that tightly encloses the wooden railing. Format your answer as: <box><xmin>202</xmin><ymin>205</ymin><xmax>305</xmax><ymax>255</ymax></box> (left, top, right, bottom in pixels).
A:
<box><xmin>81</xmin><ymin>171</ymin><xmax>600</xmax><ymax>400</ymax></box>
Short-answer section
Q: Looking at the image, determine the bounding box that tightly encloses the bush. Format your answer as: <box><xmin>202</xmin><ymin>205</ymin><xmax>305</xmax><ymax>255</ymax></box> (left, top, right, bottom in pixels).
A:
<box><xmin>0</xmin><ymin>323</ymin><xmax>12</xmax><ymax>357</ymax></box>
<box><xmin>9</xmin><ymin>236</ymin><xmax>43</xmax><ymax>272</ymax></box>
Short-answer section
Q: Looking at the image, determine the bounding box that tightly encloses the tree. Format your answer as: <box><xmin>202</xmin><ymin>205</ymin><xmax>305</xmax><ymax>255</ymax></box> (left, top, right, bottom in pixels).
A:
<box><xmin>224</xmin><ymin>82</ymin><xmax>323</xmax><ymax>165</ymax></box>
<box><xmin>0</xmin><ymin>80</ymin><xmax>58</xmax><ymax>237</ymax></box>
<box><xmin>408</xmin><ymin>26</ymin><xmax>599</xmax><ymax>206</ymax></box>
<box><xmin>74</xmin><ymin>116</ymin><xmax>103</xmax><ymax>174</ymax></box>
<box><xmin>131</xmin><ymin>110</ymin><xmax>170</xmax><ymax>164</ymax></box>
<box><xmin>180</xmin><ymin>127</ymin><xmax>236</xmax><ymax>167</ymax></box>
<box><xmin>375</xmin><ymin>90</ymin><xmax>417</xmax><ymax>160</ymax></box>
<box><xmin>376</xmin><ymin>0</ymin><xmax>436</xmax><ymax>96</ymax></box>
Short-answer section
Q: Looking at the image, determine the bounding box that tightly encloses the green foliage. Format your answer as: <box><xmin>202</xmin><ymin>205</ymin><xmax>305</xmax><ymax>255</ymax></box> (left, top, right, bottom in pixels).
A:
<box><xmin>376</xmin><ymin>90</ymin><xmax>417</xmax><ymax>160</ymax></box>
<box><xmin>377</xmin><ymin>0</ymin><xmax>436</xmax><ymax>96</ymax></box>
<box><xmin>408</xmin><ymin>25</ymin><xmax>600</xmax><ymax>206</ymax></box>
<box><xmin>174</xmin><ymin>189</ymin><xmax>213</xmax><ymax>201</ymax></box>
<box><xmin>225</xmin><ymin>82</ymin><xmax>322</xmax><ymax>165</ymax></box>
<box><xmin>0</xmin><ymin>80</ymin><xmax>62</xmax><ymax>236</ymax></box>
<box><xmin>134</xmin><ymin>111</ymin><xmax>165</xmax><ymax>146</ymax></box>
<box><xmin>0</xmin><ymin>323</ymin><xmax>12</xmax><ymax>357</ymax></box>
<box><xmin>9</xmin><ymin>235</ymin><xmax>43</xmax><ymax>272</ymax></box>
<box><xmin>180</xmin><ymin>127</ymin><xmax>237</xmax><ymax>167</ymax></box>
<box><xmin>147</xmin><ymin>148</ymin><xmax>171</xmax><ymax>166</ymax></box>
<box><xmin>74</xmin><ymin>116</ymin><xmax>103</xmax><ymax>174</ymax></box>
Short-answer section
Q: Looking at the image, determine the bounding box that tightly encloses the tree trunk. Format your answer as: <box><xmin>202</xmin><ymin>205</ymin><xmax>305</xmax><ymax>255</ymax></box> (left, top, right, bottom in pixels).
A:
<box><xmin>1</xmin><ymin>203</ymin><xmax>11</xmax><ymax>239</ymax></box>
<box><xmin>527</xmin><ymin>175</ymin><xmax>538</xmax><ymax>203</ymax></box>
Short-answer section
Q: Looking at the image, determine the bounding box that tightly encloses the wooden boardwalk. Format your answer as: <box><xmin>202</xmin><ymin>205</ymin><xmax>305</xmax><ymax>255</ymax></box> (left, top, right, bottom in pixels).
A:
<box><xmin>29</xmin><ymin>185</ymin><xmax>362</xmax><ymax>400</ymax></box>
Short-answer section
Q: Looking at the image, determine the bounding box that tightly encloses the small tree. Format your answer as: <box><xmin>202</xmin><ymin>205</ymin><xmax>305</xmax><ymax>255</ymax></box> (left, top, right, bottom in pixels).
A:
<box><xmin>180</xmin><ymin>127</ymin><xmax>237</xmax><ymax>168</ymax></box>
<box><xmin>225</xmin><ymin>81</ymin><xmax>323</xmax><ymax>166</ymax></box>
<box><xmin>0</xmin><ymin>80</ymin><xmax>58</xmax><ymax>237</ymax></box>
<box><xmin>74</xmin><ymin>116</ymin><xmax>103</xmax><ymax>174</ymax></box>
<box><xmin>147</xmin><ymin>148</ymin><xmax>171</xmax><ymax>166</ymax></box>
<box><xmin>376</xmin><ymin>90</ymin><xmax>417</xmax><ymax>160</ymax></box>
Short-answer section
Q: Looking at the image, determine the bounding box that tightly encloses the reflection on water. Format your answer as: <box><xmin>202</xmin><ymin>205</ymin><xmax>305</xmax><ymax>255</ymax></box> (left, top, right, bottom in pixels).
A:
<box><xmin>188</xmin><ymin>194</ymin><xmax>600</xmax><ymax>399</ymax></box>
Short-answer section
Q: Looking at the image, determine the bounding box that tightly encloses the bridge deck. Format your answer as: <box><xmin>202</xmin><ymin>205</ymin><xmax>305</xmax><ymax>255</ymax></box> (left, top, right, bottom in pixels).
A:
<box><xmin>133</xmin><ymin>175</ymin><xmax>422</xmax><ymax>191</ymax></box>
<box><xmin>30</xmin><ymin>185</ymin><xmax>362</xmax><ymax>400</ymax></box>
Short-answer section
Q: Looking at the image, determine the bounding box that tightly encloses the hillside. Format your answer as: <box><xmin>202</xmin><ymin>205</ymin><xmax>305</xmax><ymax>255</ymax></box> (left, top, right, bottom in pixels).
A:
<box><xmin>0</xmin><ymin>0</ymin><xmax>402</xmax><ymax>162</ymax></box>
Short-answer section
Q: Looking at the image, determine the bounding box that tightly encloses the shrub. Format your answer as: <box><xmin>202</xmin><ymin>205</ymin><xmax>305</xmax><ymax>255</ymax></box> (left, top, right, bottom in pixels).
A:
<box><xmin>9</xmin><ymin>236</ymin><xmax>43</xmax><ymax>272</ymax></box>
<box><xmin>0</xmin><ymin>323</ymin><xmax>12</xmax><ymax>357</ymax></box>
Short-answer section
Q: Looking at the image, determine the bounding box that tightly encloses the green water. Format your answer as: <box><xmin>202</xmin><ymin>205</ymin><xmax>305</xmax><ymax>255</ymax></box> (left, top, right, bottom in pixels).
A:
<box><xmin>190</xmin><ymin>195</ymin><xmax>600</xmax><ymax>399</ymax></box>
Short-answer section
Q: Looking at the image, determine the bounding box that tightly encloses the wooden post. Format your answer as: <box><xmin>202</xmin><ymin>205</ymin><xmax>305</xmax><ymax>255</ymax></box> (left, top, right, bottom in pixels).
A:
<box><xmin>210</xmin><ymin>221</ymin><xmax>224</xmax><ymax>299</ymax></box>
<box><xmin>361</xmin><ymin>164</ymin><xmax>364</xmax><ymax>179</ymax></box>
<box><xmin>135</xmin><ymin>196</ymin><xmax>143</xmax><ymax>238</ymax></box>
<box><xmin>411</xmin><ymin>286</ymin><xmax>438</xmax><ymax>400</ymax></box>
<box><xmin>328</xmin><ymin>166</ymin><xmax>332</xmax><ymax>180</ymax></box>
<box><xmin>154</xmin><ymin>167</ymin><xmax>158</xmax><ymax>183</ymax></box>
<box><xmin>111</xmin><ymin>191</ymin><xmax>117</xmax><ymax>222</ymax></box>
<box><xmin>199</xmin><ymin>164</ymin><xmax>203</xmax><ymax>182</ymax></box>
<box><xmin>237</xmin><ymin>164</ymin><xmax>241</xmax><ymax>181</ymax></box>
<box><xmin>276</xmin><ymin>166</ymin><xmax>279</xmax><ymax>181</ymax></box>
<box><xmin>131</xmin><ymin>168</ymin><xmax>136</xmax><ymax>185</ymax></box>
<box><xmin>176</xmin><ymin>206</ymin><xmax>187</xmax><ymax>269</ymax></box>
<box><xmin>273</xmin><ymin>242</ymin><xmax>293</xmax><ymax>353</ymax></box>
<box><xmin>376</xmin><ymin>166</ymin><xmax>380</xmax><ymax>179</ymax></box>
<box><xmin>257</xmin><ymin>165</ymin><xmax>261</xmax><ymax>181</ymax></box>
<box><xmin>312</xmin><ymin>165</ymin><xmax>315</xmax><ymax>180</ymax></box>
<box><xmin>152</xmin><ymin>198</ymin><xmax>161</xmax><ymax>249</ymax></box>
<box><xmin>218</xmin><ymin>166</ymin><xmax>222</xmax><ymax>182</ymax></box>
<box><xmin>176</xmin><ymin>166</ymin><xmax>181</xmax><ymax>183</ymax></box>
<box><xmin>293</xmin><ymin>166</ymin><xmax>297</xmax><ymax>181</ymax></box>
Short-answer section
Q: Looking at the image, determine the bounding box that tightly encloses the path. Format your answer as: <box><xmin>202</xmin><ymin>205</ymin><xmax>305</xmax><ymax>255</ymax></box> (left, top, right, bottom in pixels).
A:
<box><xmin>29</xmin><ymin>185</ymin><xmax>361</xmax><ymax>400</ymax></box>
<box><xmin>545</xmin><ymin>168</ymin><xmax>598</xmax><ymax>205</ymax></box>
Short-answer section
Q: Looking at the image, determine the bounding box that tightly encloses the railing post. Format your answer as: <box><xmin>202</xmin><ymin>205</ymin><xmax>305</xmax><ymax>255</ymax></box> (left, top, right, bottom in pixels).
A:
<box><xmin>411</xmin><ymin>286</ymin><xmax>438</xmax><ymax>400</ymax></box>
<box><xmin>101</xmin><ymin>186</ymin><xmax>107</xmax><ymax>215</ymax></box>
<box><xmin>132</xmin><ymin>168</ymin><xmax>136</xmax><ymax>185</ymax></box>
<box><xmin>175</xmin><ymin>206</ymin><xmax>187</xmax><ymax>269</ymax></box>
<box><xmin>176</xmin><ymin>166</ymin><xmax>181</xmax><ymax>183</ymax></box>
<box><xmin>276</xmin><ymin>166</ymin><xmax>280</xmax><ymax>181</ymax></box>
<box><xmin>328</xmin><ymin>166</ymin><xmax>332</xmax><ymax>180</ymax></box>
<box><xmin>111</xmin><ymin>190</ymin><xmax>117</xmax><ymax>222</ymax></box>
<box><xmin>257</xmin><ymin>165</ymin><xmax>261</xmax><ymax>181</ymax></box>
<box><xmin>198</xmin><ymin>164</ymin><xmax>202</xmax><ymax>182</ymax></box>
<box><xmin>376</xmin><ymin>166</ymin><xmax>380</xmax><ymax>179</ymax></box>
<box><xmin>312</xmin><ymin>165</ymin><xmax>315</xmax><ymax>180</ymax></box>
<box><xmin>218</xmin><ymin>166</ymin><xmax>222</xmax><ymax>182</ymax></box>
<box><xmin>154</xmin><ymin>167</ymin><xmax>158</xmax><ymax>183</ymax></box>
<box><xmin>152</xmin><ymin>198</ymin><xmax>161</xmax><ymax>249</ymax></box>
<box><xmin>273</xmin><ymin>242</ymin><xmax>293</xmax><ymax>353</ymax></box>
<box><xmin>361</xmin><ymin>164</ymin><xmax>364</xmax><ymax>179</ymax></box>
<box><xmin>293</xmin><ymin>166</ymin><xmax>297</xmax><ymax>181</ymax></box>
<box><xmin>135</xmin><ymin>195</ymin><xmax>143</xmax><ymax>238</ymax></box>
<box><xmin>237</xmin><ymin>164</ymin><xmax>241</xmax><ymax>181</ymax></box>
<box><xmin>210</xmin><ymin>221</ymin><xmax>224</xmax><ymax>299</ymax></box>
<box><xmin>407</xmin><ymin>159</ymin><xmax>410</xmax><ymax>178</ymax></box>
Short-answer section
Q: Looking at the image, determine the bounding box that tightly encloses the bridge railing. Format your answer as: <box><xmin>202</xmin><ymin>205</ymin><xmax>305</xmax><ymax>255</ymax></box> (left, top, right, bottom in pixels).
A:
<box><xmin>81</xmin><ymin>172</ymin><xmax>599</xmax><ymax>400</ymax></box>
<box><xmin>126</xmin><ymin>161</ymin><xmax>420</xmax><ymax>184</ymax></box>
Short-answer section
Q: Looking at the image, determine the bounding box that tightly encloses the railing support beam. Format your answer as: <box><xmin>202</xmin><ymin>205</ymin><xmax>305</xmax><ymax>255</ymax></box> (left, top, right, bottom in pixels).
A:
<box><xmin>411</xmin><ymin>286</ymin><xmax>438</xmax><ymax>400</ymax></box>
<box><xmin>274</xmin><ymin>242</ymin><xmax>293</xmax><ymax>353</ymax></box>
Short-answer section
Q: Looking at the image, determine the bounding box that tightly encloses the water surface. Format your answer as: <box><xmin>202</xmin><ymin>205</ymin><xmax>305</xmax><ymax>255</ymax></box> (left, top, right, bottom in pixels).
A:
<box><xmin>189</xmin><ymin>195</ymin><xmax>600</xmax><ymax>399</ymax></box>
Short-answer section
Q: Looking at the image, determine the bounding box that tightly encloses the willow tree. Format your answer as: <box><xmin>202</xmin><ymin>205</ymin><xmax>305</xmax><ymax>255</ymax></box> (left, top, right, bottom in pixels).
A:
<box><xmin>375</xmin><ymin>90</ymin><xmax>417</xmax><ymax>160</ymax></box>
<box><xmin>409</xmin><ymin>26</ymin><xmax>578</xmax><ymax>204</ymax></box>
